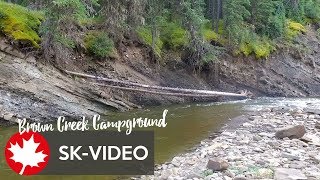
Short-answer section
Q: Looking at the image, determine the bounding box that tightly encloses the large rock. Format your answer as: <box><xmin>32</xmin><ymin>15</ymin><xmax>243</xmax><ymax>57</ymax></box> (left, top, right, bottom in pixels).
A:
<box><xmin>274</xmin><ymin>168</ymin><xmax>307</xmax><ymax>180</ymax></box>
<box><xmin>275</xmin><ymin>125</ymin><xmax>306</xmax><ymax>139</ymax></box>
<box><xmin>206</xmin><ymin>159</ymin><xmax>229</xmax><ymax>171</ymax></box>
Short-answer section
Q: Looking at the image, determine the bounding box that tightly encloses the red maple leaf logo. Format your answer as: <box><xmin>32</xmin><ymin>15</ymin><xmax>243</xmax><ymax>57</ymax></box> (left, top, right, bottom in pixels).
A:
<box><xmin>5</xmin><ymin>131</ymin><xmax>50</xmax><ymax>175</ymax></box>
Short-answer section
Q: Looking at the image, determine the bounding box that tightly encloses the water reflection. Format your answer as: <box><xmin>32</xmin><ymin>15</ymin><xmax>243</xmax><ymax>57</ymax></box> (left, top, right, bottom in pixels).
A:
<box><xmin>0</xmin><ymin>102</ymin><xmax>243</xmax><ymax>179</ymax></box>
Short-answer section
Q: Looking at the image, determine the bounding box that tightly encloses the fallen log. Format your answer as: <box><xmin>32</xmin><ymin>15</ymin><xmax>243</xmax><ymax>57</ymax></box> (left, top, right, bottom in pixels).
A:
<box><xmin>65</xmin><ymin>70</ymin><xmax>249</xmax><ymax>97</ymax></box>
<box><xmin>92</xmin><ymin>83</ymin><xmax>233</xmax><ymax>97</ymax></box>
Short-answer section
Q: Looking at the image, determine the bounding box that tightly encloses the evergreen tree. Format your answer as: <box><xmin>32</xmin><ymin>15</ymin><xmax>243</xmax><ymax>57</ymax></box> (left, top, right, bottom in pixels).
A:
<box><xmin>267</xmin><ymin>0</ymin><xmax>286</xmax><ymax>38</ymax></box>
<box><xmin>223</xmin><ymin>0</ymin><xmax>250</xmax><ymax>43</ymax></box>
<box><xmin>304</xmin><ymin>0</ymin><xmax>320</xmax><ymax>21</ymax></box>
<box><xmin>284</xmin><ymin>0</ymin><xmax>306</xmax><ymax>22</ymax></box>
<box><xmin>250</xmin><ymin>0</ymin><xmax>286</xmax><ymax>38</ymax></box>
<box><xmin>40</xmin><ymin>0</ymin><xmax>99</xmax><ymax>61</ymax></box>
<box><xmin>250</xmin><ymin>0</ymin><xmax>274</xmax><ymax>34</ymax></box>
<box><xmin>146</xmin><ymin>0</ymin><xmax>166</xmax><ymax>58</ymax></box>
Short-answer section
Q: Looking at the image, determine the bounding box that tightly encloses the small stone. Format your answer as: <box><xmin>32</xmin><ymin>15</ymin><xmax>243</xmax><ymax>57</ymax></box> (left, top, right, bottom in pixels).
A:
<box><xmin>256</xmin><ymin>160</ymin><xmax>266</xmax><ymax>166</ymax></box>
<box><xmin>309</xmin><ymin>115</ymin><xmax>316</xmax><ymax>119</ymax></box>
<box><xmin>282</xmin><ymin>153</ymin><xmax>300</xmax><ymax>160</ymax></box>
<box><xmin>3</xmin><ymin>113</ymin><xmax>14</xmax><ymax>121</ymax></box>
<box><xmin>315</xmin><ymin>122</ymin><xmax>320</xmax><ymax>129</ymax></box>
<box><xmin>274</xmin><ymin>168</ymin><xmax>307</xmax><ymax>180</ymax></box>
<box><xmin>233</xmin><ymin>176</ymin><xmax>248</xmax><ymax>180</ymax></box>
<box><xmin>253</xmin><ymin>135</ymin><xmax>262</xmax><ymax>141</ymax></box>
<box><xmin>207</xmin><ymin>159</ymin><xmax>229</xmax><ymax>171</ymax></box>
<box><xmin>160</xmin><ymin>169</ymin><xmax>172</xmax><ymax>180</ymax></box>
<box><xmin>259</xmin><ymin>132</ymin><xmax>274</xmax><ymax>138</ymax></box>
<box><xmin>171</xmin><ymin>157</ymin><xmax>181</xmax><ymax>167</ymax></box>
<box><xmin>254</xmin><ymin>147</ymin><xmax>264</xmax><ymax>153</ymax></box>
<box><xmin>300</xmin><ymin>133</ymin><xmax>320</xmax><ymax>146</ymax></box>
<box><xmin>275</xmin><ymin>125</ymin><xmax>306</xmax><ymax>139</ymax></box>
<box><xmin>242</xmin><ymin>122</ymin><xmax>252</xmax><ymax>127</ymax></box>
<box><xmin>255</xmin><ymin>168</ymin><xmax>273</xmax><ymax>179</ymax></box>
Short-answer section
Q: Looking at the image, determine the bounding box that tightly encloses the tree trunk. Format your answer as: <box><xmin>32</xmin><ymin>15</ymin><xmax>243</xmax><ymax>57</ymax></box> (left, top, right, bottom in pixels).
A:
<box><xmin>216</xmin><ymin>0</ymin><xmax>221</xmax><ymax>33</ymax></box>
<box><xmin>65</xmin><ymin>70</ymin><xmax>249</xmax><ymax>97</ymax></box>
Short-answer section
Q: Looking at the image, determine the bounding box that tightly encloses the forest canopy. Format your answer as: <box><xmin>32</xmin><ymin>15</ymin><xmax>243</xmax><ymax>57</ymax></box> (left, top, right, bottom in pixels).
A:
<box><xmin>0</xmin><ymin>0</ymin><xmax>320</xmax><ymax>68</ymax></box>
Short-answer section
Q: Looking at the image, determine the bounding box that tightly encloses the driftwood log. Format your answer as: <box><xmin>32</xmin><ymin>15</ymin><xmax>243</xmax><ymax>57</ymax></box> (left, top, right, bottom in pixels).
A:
<box><xmin>65</xmin><ymin>70</ymin><xmax>249</xmax><ymax>98</ymax></box>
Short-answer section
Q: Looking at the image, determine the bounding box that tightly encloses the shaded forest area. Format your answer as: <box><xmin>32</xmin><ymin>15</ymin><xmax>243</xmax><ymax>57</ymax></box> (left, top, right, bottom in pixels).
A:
<box><xmin>0</xmin><ymin>0</ymin><xmax>320</xmax><ymax>70</ymax></box>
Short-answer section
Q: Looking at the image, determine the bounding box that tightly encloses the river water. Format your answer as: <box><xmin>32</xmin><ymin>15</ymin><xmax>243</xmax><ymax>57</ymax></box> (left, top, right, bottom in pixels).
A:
<box><xmin>0</xmin><ymin>97</ymin><xmax>319</xmax><ymax>179</ymax></box>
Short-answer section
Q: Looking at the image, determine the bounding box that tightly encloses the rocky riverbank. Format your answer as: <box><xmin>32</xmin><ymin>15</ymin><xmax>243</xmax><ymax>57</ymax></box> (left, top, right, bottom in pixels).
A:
<box><xmin>141</xmin><ymin>103</ymin><xmax>320</xmax><ymax>180</ymax></box>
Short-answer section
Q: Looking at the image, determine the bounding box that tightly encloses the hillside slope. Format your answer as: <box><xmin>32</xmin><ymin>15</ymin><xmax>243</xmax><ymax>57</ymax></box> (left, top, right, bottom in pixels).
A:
<box><xmin>0</xmin><ymin>27</ymin><xmax>319</xmax><ymax>124</ymax></box>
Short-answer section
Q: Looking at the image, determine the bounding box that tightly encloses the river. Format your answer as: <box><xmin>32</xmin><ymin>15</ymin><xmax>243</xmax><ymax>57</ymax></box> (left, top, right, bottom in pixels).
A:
<box><xmin>0</xmin><ymin>97</ymin><xmax>319</xmax><ymax>179</ymax></box>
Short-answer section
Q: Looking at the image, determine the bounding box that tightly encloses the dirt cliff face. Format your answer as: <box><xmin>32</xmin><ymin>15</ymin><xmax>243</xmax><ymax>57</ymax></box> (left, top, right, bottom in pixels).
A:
<box><xmin>216</xmin><ymin>29</ymin><xmax>320</xmax><ymax>98</ymax></box>
<box><xmin>0</xmin><ymin>28</ymin><xmax>319</xmax><ymax>124</ymax></box>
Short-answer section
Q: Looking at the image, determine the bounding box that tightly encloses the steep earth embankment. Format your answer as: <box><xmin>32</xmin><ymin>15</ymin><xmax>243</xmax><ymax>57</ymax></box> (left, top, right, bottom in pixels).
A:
<box><xmin>0</xmin><ymin>28</ymin><xmax>319</xmax><ymax>124</ymax></box>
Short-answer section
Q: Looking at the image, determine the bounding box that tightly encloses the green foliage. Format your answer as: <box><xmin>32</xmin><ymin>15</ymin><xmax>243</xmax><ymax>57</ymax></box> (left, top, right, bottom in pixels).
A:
<box><xmin>160</xmin><ymin>22</ymin><xmax>189</xmax><ymax>50</ymax></box>
<box><xmin>41</xmin><ymin>0</ymin><xmax>99</xmax><ymax>49</ymax></box>
<box><xmin>236</xmin><ymin>29</ymin><xmax>274</xmax><ymax>59</ymax></box>
<box><xmin>224</xmin><ymin>0</ymin><xmax>251</xmax><ymax>39</ymax></box>
<box><xmin>84</xmin><ymin>31</ymin><xmax>114</xmax><ymax>58</ymax></box>
<box><xmin>285</xmin><ymin>20</ymin><xmax>306</xmax><ymax>40</ymax></box>
<box><xmin>250</xmin><ymin>0</ymin><xmax>286</xmax><ymax>38</ymax></box>
<box><xmin>284</xmin><ymin>0</ymin><xmax>306</xmax><ymax>23</ymax></box>
<box><xmin>284</xmin><ymin>0</ymin><xmax>320</xmax><ymax>23</ymax></box>
<box><xmin>202</xmin><ymin>28</ymin><xmax>226</xmax><ymax>45</ymax></box>
<box><xmin>0</xmin><ymin>1</ymin><xmax>43</xmax><ymax>48</ymax></box>
<box><xmin>304</xmin><ymin>0</ymin><xmax>320</xmax><ymax>22</ymax></box>
<box><xmin>266</xmin><ymin>1</ymin><xmax>286</xmax><ymax>38</ymax></box>
<box><xmin>137</xmin><ymin>27</ymin><xmax>163</xmax><ymax>56</ymax></box>
<box><xmin>250</xmin><ymin>0</ymin><xmax>274</xmax><ymax>34</ymax></box>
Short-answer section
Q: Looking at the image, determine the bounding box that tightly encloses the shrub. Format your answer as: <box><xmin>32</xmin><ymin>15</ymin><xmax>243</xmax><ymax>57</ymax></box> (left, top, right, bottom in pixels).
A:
<box><xmin>236</xmin><ymin>30</ymin><xmax>274</xmax><ymax>59</ymax></box>
<box><xmin>285</xmin><ymin>20</ymin><xmax>306</xmax><ymax>40</ymax></box>
<box><xmin>160</xmin><ymin>22</ymin><xmax>189</xmax><ymax>50</ymax></box>
<box><xmin>84</xmin><ymin>31</ymin><xmax>114</xmax><ymax>58</ymax></box>
<box><xmin>137</xmin><ymin>27</ymin><xmax>163</xmax><ymax>56</ymax></box>
<box><xmin>203</xmin><ymin>29</ymin><xmax>227</xmax><ymax>46</ymax></box>
<box><xmin>0</xmin><ymin>1</ymin><xmax>43</xmax><ymax>48</ymax></box>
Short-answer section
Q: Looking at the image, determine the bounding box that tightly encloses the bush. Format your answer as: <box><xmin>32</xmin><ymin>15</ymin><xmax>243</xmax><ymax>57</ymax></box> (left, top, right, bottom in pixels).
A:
<box><xmin>137</xmin><ymin>27</ymin><xmax>163</xmax><ymax>56</ymax></box>
<box><xmin>202</xmin><ymin>28</ymin><xmax>227</xmax><ymax>46</ymax></box>
<box><xmin>285</xmin><ymin>20</ymin><xmax>306</xmax><ymax>40</ymax></box>
<box><xmin>160</xmin><ymin>22</ymin><xmax>189</xmax><ymax>50</ymax></box>
<box><xmin>236</xmin><ymin>30</ymin><xmax>274</xmax><ymax>59</ymax></box>
<box><xmin>0</xmin><ymin>1</ymin><xmax>43</xmax><ymax>48</ymax></box>
<box><xmin>84</xmin><ymin>31</ymin><xmax>114</xmax><ymax>58</ymax></box>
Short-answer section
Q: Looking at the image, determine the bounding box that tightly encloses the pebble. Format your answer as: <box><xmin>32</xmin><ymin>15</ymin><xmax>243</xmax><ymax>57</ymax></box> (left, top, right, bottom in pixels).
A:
<box><xmin>142</xmin><ymin>107</ymin><xmax>320</xmax><ymax>180</ymax></box>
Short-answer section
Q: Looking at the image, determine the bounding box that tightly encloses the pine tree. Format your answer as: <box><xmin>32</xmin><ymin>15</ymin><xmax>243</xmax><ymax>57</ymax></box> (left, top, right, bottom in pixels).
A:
<box><xmin>250</xmin><ymin>0</ymin><xmax>286</xmax><ymax>38</ymax></box>
<box><xmin>223</xmin><ymin>0</ymin><xmax>250</xmax><ymax>43</ymax></box>
<box><xmin>250</xmin><ymin>0</ymin><xmax>274</xmax><ymax>34</ymax></box>
<box><xmin>40</xmin><ymin>0</ymin><xmax>99</xmax><ymax>61</ymax></box>
<box><xmin>146</xmin><ymin>0</ymin><xmax>166</xmax><ymax>58</ymax></box>
<box><xmin>178</xmin><ymin>0</ymin><xmax>212</xmax><ymax>69</ymax></box>
<box><xmin>284</xmin><ymin>0</ymin><xmax>306</xmax><ymax>22</ymax></box>
<box><xmin>304</xmin><ymin>0</ymin><xmax>320</xmax><ymax>21</ymax></box>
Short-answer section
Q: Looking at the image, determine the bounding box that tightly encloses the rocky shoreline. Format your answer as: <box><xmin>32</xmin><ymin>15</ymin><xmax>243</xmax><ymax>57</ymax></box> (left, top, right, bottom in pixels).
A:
<box><xmin>141</xmin><ymin>103</ymin><xmax>320</xmax><ymax>180</ymax></box>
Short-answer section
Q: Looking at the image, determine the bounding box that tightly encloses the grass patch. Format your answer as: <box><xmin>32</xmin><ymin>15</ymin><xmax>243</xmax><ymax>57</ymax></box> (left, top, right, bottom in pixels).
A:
<box><xmin>0</xmin><ymin>1</ymin><xmax>43</xmax><ymax>48</ymax></box>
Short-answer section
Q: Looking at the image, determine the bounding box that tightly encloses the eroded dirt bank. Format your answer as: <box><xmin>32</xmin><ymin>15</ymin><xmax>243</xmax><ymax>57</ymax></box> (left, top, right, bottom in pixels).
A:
<box><xmin>0</xmin><ymin>28</ymin><xmax>319</xmax><ymax>124</ymax></box>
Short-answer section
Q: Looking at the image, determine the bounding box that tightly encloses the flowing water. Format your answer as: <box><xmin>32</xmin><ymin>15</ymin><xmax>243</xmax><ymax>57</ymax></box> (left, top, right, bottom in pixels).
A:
<box><xmin>0</xmin><ymin>97</ymin><xmax>319</xmax><ymax>179</ymax></box>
